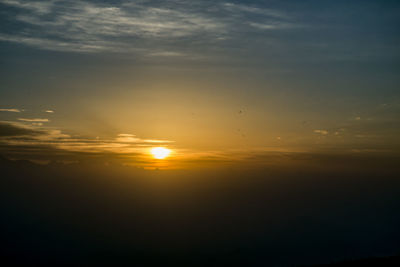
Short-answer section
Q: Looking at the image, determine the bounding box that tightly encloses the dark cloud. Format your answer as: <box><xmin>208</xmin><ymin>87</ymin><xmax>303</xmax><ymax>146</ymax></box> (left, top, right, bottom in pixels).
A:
<box><xmin>0</xmin><ymin>121</ymin><xmax>45</xmax><ymax>136</ymax></box>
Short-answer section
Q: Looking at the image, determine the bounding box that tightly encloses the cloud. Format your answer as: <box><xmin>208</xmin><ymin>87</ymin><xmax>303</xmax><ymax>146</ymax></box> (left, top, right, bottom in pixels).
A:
<box><xmin>18</xmin><ymin>118</ymin><xmax>49</xmax><ymax>122</ymax></box>
<box><xmin>221</xmin><ymin>2</ymin><xmax>298</xmax><ymax>31</ymax></box>
<box><xmin>222</xmin><ymin>2</ymin><xmax>289</xmax><ymax>19</ymax></box>
<box><xmin>45</xmin><ymin>110</ymin><xmax>54</xmax><ymax>113</ymax></box>
<box><xmin>0</xmin><ymin>0</ymin><xmax>295</xmax><ymax>56</ymax></box>
<box><xmin>0</xmin><ymin>0</ymin><xmax>53</xmax><ymax>14</ymax></box>
<box><xmin>0</xmin><ymin>121</ymin><xmax>68</xmax><ymax>139</ymax></box>
<box><xmin>0</xmin><ymin>120</ymin><xmax>398</xmax><ymax>170</ymax></box>
<box><xmin>249</xmin><ymin>22</ymin><xmax>299</xmax><ymax>30</ymax></box>
<box><xmin>115</xmin><ymin>134</ymin><xmax>141</xmax><ymax>143</ymax></box>
<box><xmin>0</xmin><ymin>0</ymin><xmax>224</xmax><ymax>53</ymax></box>
<box><xmin>0</xmin><ymin>121</ymin><xmax>174</xmax><ymax>160</ymax></box>
<box><xmin>314</xmin><ymin>129</ymin><xmax>329</xmax><ymax>135</ymax></box>
<box><xmin>116</xmin><ymin>134</ymin><xmax>173</xmax><ymax>144</ymax></box>
<box><xmin>0</xmin><ymin>108</ymin><xmax>22</xmax><ymax>112</ymax></box>
<box><xmin>0</xmin><ymin>121</ymin><xmax>45</xmax><ymax>136</ymax></box>
<box><xmin>148</xmin><ymin>51</ymin><xmax>186</xmax><ymax>57</ymax></box>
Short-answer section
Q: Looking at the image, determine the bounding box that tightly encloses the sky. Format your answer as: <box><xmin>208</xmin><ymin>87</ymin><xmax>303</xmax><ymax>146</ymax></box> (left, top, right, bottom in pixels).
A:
<box><xmin>0</xmin><ymin>0</ymin><xmax>400</xmax><ymax>169</ymax></box>
<box><xmin>1</xmin><ymin>1</ymin><xmax>400</xmax><ymax>265</ymax></box>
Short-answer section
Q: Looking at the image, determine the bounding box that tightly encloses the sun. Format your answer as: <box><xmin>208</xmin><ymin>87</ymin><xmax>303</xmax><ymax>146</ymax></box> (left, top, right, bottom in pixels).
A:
<box><xmin>150</xmin><ymin>147</ymin><xmax>171</xmax><ymax>159</ymax></box>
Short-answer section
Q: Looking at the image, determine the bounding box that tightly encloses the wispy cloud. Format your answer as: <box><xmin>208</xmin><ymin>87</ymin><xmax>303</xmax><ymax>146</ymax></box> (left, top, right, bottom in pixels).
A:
<box><xmin>0</xmin><ymin>0</ymin><xmax>224</xmax><ymax>54</ymax></box>
<box><xmin>116</xmin><ymin>134</ymin><xmax>173</xmax><ymax>144</ymax></box>
<box><xmin>147</xmin><ymin>51</ymin><xmax>186</xmax><ymax>57</ymax></box>
<box><xmin>222</xmin><ymin>2</ymin><xmax>289</xmax><ymax>19</ymax></box>
<box><xmin>0</xmin><ymin>121</ymin><xmax>173</xmax><ymax>157</ymax></box>
<box><xmin>249</xmin><ymin>22</ymin><xmax>300</xmax><ymax>30</ymax></box>
<box><xmin>18</xmin><ymin>118</ymin><xmax>49</xmax><ymax>122</ymax></box>
<box><xmin>314</xmin><ymin>129</ymin><xmax>329</xmax><ymax>135</ymax></box>
<box><xmin>1</xmin><ymin>0</ymin><xmax>53</xmax><ymax>14</ymax></box>
<box><xmin>0</xmin><ymin>108</ymin><xmax>22</xmax><ymax>112</ymax></box>
<box><xmin>1</xmin><ymin>119</ymin><xmax>398</xmax><ymax>169</ymax></box>
<box><xmin>0</xmin><ymin>0</ymin><xmax>295</xmax><ymax>56</ymax></box>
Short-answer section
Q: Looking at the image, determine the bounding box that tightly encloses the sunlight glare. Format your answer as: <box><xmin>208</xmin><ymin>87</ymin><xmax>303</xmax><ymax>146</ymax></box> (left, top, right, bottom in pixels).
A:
<box><xmin>150</xmin><ymin>147</ymin><xmax>171</xmax><ymax>159</ymax></box>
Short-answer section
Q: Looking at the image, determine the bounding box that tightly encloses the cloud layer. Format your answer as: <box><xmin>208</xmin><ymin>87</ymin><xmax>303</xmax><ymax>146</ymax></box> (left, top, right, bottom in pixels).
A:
<box><xmin>0</xmin><ymin>120</ymin><xmax>173</xmax><ymax>160</ymax></box>
<box><xmin>18</xmin><ymin>118</ymin><xmax>49</xmax><ymax>122</ymax></box>
<box><xmin>0</xmin><ymin>0</ymin><xmax>297</xmax><ymax>56</ymax></box>
<box><xmin>0</xmin><ymin>108</ymin><xmax>22</xmax><ymax>112</ymax></box>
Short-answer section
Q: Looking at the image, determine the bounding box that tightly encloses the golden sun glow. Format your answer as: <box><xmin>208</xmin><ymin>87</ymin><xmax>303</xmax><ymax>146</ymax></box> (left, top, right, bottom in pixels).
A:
<box><xmin>150</xmin><ymin>147</ymin><xmax>171</xmax><ymax>159</ymax></box>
